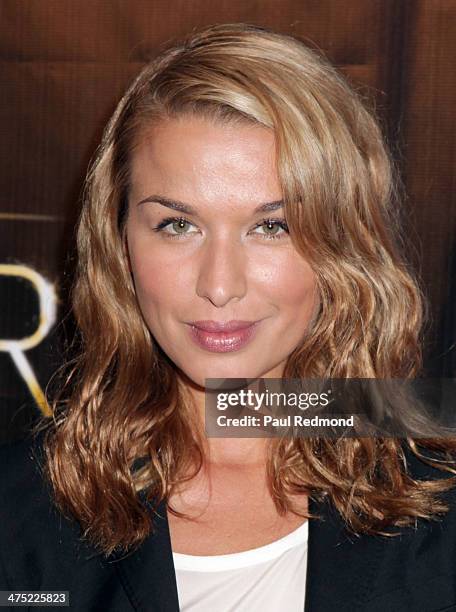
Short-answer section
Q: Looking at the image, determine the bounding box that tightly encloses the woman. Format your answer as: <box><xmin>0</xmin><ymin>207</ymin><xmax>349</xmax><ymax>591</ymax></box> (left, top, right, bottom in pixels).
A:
<box><xmin>1</xmin><ymin>23</ymin><xmax>456</xmax><ymax>612</ymax></box>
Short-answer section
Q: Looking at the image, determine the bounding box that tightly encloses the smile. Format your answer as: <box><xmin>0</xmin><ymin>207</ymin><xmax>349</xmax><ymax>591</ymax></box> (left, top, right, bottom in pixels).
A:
<box><xmin>187</xmin><ymin>321</ymin><xmax>261</xmax><ymax>352</ymax></box>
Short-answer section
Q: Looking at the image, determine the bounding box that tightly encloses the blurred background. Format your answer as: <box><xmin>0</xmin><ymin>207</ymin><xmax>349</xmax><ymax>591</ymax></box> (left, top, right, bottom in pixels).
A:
<box><xmin>1</xmin><ymin>0</ymin><xmax>455</xmax><ymax>442</ymax></box>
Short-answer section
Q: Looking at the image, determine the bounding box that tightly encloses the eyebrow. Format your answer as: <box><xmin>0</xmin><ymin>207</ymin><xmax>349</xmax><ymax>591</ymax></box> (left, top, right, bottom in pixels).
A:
<box><xmin>136</xmin><ymin>195</ymin><xmax>284</xmax><ymax>215</ymax></box>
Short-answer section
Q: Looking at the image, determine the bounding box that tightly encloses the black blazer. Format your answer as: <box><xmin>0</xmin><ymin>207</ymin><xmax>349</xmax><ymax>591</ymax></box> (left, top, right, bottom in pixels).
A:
<box><xmin>1</xmin><ymin>432</ymin><xmax>456</xmax><ymax>612</ymax></box>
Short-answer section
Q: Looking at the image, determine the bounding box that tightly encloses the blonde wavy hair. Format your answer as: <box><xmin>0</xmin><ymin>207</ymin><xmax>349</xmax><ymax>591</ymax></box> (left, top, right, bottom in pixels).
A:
<box><xmin>36</xmin><ymin>23</ymin><xmax>456</xmax><ymax>557</ymax></box>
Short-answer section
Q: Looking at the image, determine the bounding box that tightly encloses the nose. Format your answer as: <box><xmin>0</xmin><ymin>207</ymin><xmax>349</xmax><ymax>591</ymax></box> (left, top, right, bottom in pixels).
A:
<box><xmin>195</xmin><ymin>235</ymin><xmax>248</xmax><ymax>308</ymax></box>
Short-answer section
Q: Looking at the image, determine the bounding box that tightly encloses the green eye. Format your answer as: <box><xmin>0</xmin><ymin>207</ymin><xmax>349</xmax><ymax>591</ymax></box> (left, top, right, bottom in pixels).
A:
<box><xmin>171</xmin><ymin>218</ymin><xmax>192</xmax><ymax>234</ymax></box>
<box><xmin>257</xmin><ymin>221</ymin><xmax>282</xmax><ymax>235</ymax></box>
<box><xmin>153</xmin><ymin>216</ymin><xmax>198</xmax><ymax>236</ymax></box>
<box><xmin>253</xmin><ymin>219</ymin><xmax>289</xmax><ymax>239</ymax></box>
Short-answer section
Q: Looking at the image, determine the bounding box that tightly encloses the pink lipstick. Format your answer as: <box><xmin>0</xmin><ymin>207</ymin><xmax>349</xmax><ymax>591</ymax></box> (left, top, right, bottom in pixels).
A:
<box><xmin>187</xmin><ymin>320</ymin><xmax>261</xmax><ymax>353</ymax></box>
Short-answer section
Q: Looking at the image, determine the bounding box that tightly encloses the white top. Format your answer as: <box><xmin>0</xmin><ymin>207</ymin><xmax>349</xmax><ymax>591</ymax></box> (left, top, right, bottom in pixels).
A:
<box><xmin>173</xmin><ymin>520</ymin><xmax>309</xmax><ymax>612</ymax></box>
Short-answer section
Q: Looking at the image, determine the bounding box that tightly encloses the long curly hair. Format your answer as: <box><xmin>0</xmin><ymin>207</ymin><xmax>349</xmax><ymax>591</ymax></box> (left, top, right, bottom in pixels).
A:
<box><xmin>36</xmin><ymin>23</ymin><xmax>456</xmax><ymax>557</ymax></box>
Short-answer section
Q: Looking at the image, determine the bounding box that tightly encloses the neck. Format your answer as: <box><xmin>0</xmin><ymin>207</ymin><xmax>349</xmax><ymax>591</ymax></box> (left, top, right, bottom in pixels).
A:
<box><xmin>177</xmin><ymin>373</ymin><xmax>270</xmax><ymax>467</ymax></box>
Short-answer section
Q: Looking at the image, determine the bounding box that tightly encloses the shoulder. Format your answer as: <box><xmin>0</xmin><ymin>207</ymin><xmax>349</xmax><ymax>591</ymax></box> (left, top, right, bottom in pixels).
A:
<box><xmin>0</xmin><ymin>429</ymin><xmax>104</xmax><ymax>591</ymax></box>
<box><xmin>371</xmin><ymin>445</ymin><xmax>456</xmax><ymax>604</ymax></box>
<box><xmin>0</xmin><ymin>432</ymin><xmax>139</xmax><ymax>609</ymax></box>
<box><xmin>0</xmin><ymin>428</ymin><xmax>60</xmax><ymax>530</ymax></box>
<box><xmin>0</xmin><ymin>427</ymin><xmax>78</xmax><ymax>537</ymax></box>
<box><xmin>308</xmin><ymin>445</ymin><xmax>456</xmax><ymax>610</ymax></box>
<box><xmin>0</xmin><ymin>429</ymin><xmax>49</xmax><ymax>519</ymax></box>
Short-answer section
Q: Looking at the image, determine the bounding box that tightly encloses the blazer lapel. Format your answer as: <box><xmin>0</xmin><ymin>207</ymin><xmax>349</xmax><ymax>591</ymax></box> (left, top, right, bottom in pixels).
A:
<box><xmin>112</xmin><ymin>497</ymin><xmax>180</xmax><ymax>612</ymax></box>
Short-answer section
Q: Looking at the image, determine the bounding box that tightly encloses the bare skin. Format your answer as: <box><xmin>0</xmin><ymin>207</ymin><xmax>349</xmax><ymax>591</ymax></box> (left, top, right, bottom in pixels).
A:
<box><xmin>167</xmin><ymin>441</ymin><xmax>309</xmax><ymax>555</ymax></box>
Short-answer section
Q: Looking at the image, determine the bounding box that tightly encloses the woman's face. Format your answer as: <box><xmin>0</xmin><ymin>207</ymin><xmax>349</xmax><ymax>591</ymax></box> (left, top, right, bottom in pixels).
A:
<box><xmin>126</xmin><ymin>114</ymin><xmax>318</xmax><ymax>388</ymax></box>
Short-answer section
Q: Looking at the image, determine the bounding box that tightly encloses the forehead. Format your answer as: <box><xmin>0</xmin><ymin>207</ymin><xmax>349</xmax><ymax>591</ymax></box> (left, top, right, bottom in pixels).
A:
<box><xmin>129</xmin><ymin>115</ymin><xmax>282</xmax><ymax>206</ymax></box>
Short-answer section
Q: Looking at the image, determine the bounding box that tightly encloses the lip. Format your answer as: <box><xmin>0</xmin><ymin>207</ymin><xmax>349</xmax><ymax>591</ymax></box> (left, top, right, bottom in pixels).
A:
<box><xmin>190</xmin><ymin>320</ymin><xmax>259</xmax><ymax>332</ymax></box>
<box><xmin>187</xmin><ymin>320</ymin><xmax>262</xmax><ymax>353</ymax></box>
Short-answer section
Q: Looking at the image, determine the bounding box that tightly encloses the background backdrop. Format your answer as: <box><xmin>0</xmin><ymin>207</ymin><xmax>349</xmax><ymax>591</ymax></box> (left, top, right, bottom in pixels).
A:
<box><xmin>1</xmin><ymin>0</ymin><xmax>455</xmax><ymax>442</ymax></box>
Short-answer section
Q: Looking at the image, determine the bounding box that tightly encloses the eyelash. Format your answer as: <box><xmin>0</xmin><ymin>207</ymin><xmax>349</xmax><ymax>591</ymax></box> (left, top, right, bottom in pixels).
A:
<box><xmin>151</xmin><ymin>216</ymin><xmax>289</xmax><ymax>241</ymax></box>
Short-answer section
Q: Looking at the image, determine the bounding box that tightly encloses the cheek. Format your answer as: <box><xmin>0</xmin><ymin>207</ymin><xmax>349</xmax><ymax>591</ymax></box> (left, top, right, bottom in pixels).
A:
<box><xmin>256</xmin><ymin>251</ymin><xmax>317</xmax><ymax>312</ymax></box>
<box><xmin>127</xmin><ymin>245</ymin><xmax>196</xmax><ymax>328</ymax></box>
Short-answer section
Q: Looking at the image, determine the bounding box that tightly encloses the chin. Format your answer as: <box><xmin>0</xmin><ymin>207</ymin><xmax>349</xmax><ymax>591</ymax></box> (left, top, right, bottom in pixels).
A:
<box><xmin>181</xmin><ymin>363</ymin><xmax>269</xmax><ymax>389</ymax></box>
